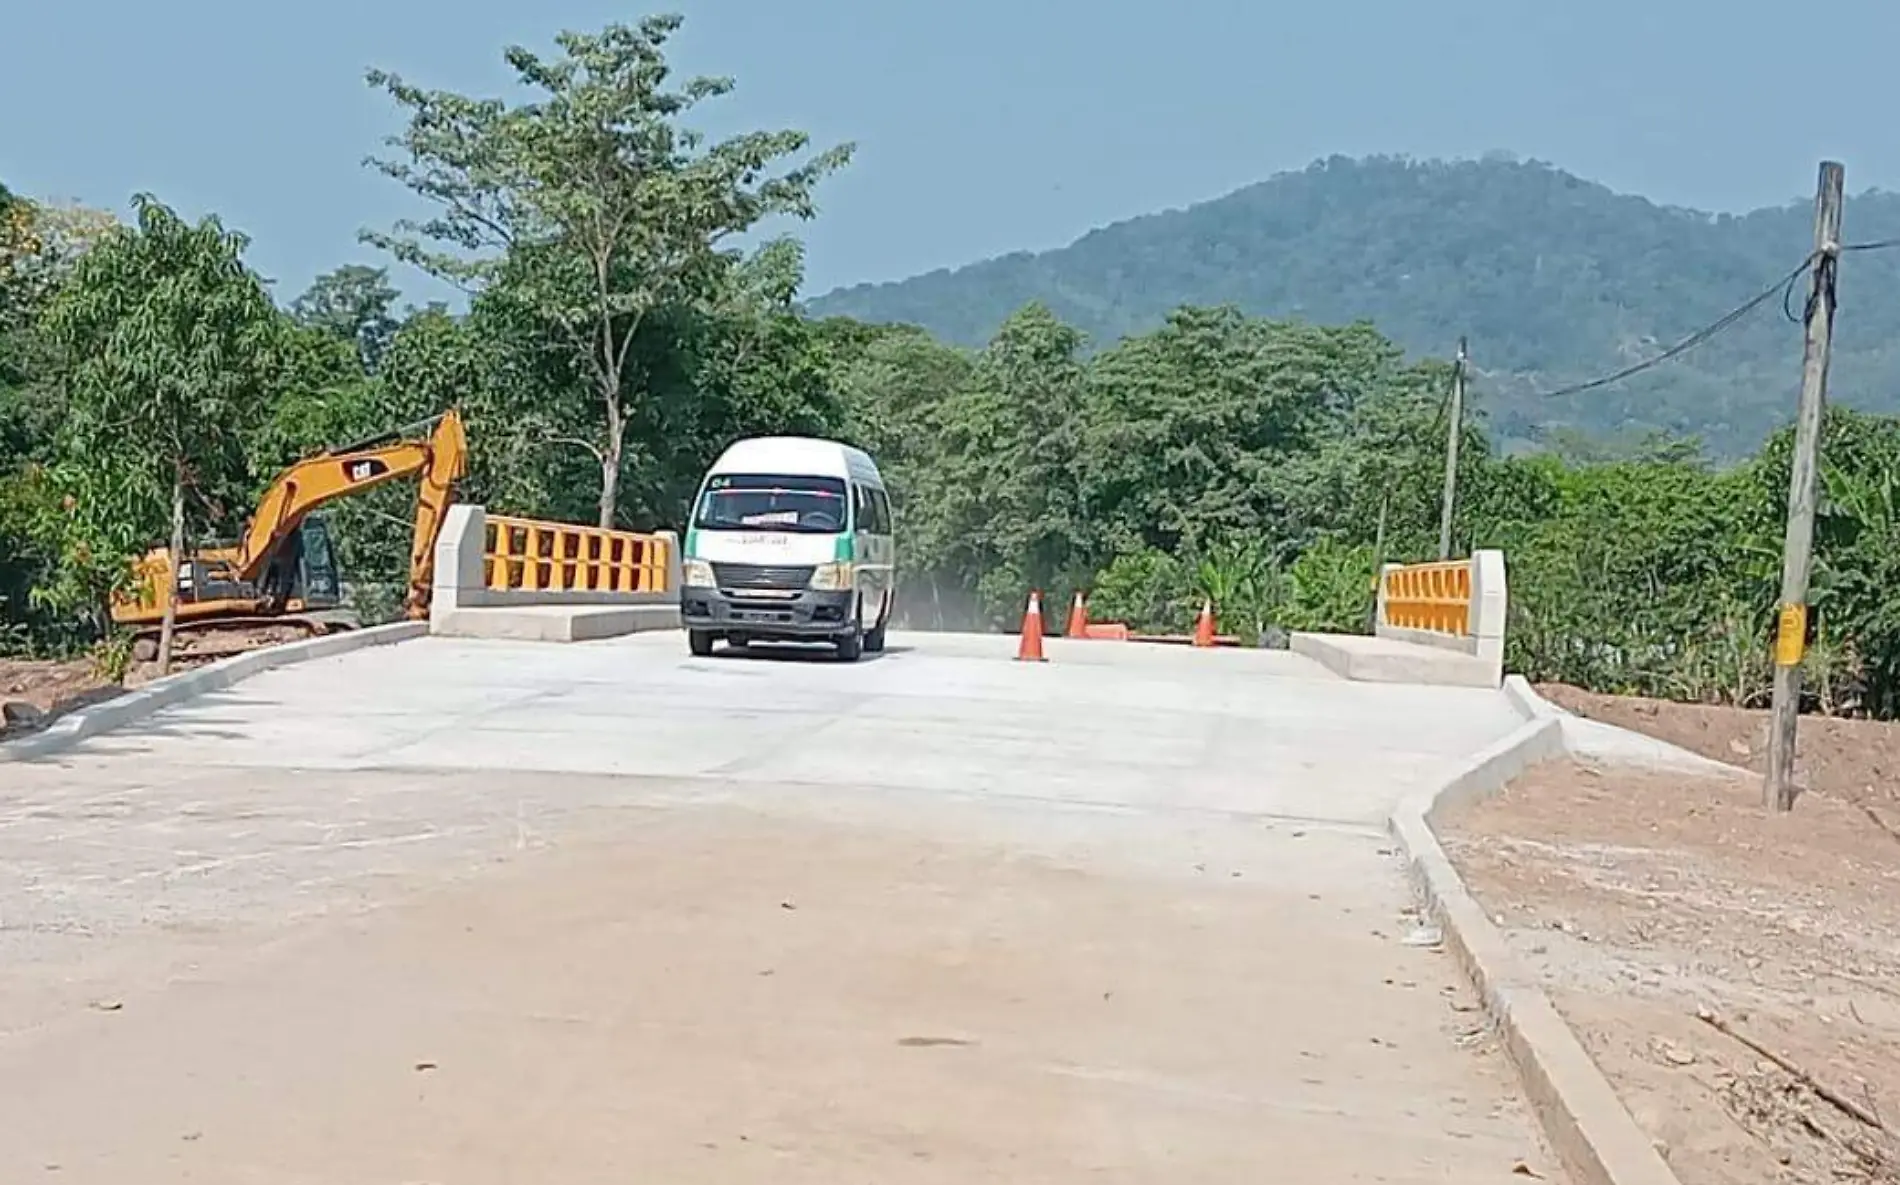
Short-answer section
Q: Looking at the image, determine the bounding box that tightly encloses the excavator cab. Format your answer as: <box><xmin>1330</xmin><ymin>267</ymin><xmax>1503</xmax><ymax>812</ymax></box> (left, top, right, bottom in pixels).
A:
<box><xmin>251</xmin><ymin>516</ymin><xmax>345</xmax><ymax>614</ymax></box>
<box><xmin>296</xmin><ymin>517</ymin><xmax>344</xmax><ymax>606</ymax></box>
<box><xmin>124</xmin><ymin>517</ymin><xmax>358</xmax><ymax>661</ymax></box>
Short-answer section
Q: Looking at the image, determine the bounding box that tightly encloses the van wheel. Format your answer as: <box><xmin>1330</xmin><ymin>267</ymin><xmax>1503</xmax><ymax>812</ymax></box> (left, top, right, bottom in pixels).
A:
<box><xmin>834</xmin><ymin>629</ymin><xmax>863</xmax><ymax>663</ymax></box>
<box><xmin>864</xmin><ymin>591</ymin><xmax>891</xmax><ymax>653</ymax></box>
<box><xmin>688</xmin><ymin>629</ymin><xmax>716</xmax><ymax>657</ymax></box>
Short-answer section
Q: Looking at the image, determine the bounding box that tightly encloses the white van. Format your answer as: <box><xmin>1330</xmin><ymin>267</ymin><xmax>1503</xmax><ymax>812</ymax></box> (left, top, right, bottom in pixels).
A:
<box><xmin>679</xmin><ymin>436</ymin><xmax>896</xmax><ymax>662</ymax></box>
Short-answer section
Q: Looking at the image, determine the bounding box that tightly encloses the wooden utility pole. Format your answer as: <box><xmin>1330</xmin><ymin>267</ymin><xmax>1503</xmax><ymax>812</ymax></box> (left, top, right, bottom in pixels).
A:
<box><xmin>1765</xmin><ymin>161</ymin><xmax>1845</xmax><ymax>813</ymax></box>
<box><xmin>1437</xmin><ymin>336</ymin><xmax>1468</xmax><ymax>560</ymax></box>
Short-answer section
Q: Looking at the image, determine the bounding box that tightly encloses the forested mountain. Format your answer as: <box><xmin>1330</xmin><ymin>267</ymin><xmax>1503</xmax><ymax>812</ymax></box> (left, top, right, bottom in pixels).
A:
<box><xmin>808</xmin><ymin>156</ymin><xmax>1900</xmax><ymax>457</ymax></box>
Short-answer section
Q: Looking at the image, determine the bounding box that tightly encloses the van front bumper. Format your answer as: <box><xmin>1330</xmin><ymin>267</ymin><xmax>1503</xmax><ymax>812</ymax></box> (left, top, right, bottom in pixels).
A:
<box><xmin>680</xmin><ymin>587</ymin><xmax>857</xmax><ymax>637</ymax></box>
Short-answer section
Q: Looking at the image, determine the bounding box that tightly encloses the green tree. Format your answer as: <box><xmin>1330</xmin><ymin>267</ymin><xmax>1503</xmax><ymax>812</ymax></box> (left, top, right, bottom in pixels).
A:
<box><xmin>1</xmin><ymin>183</ymin><xmax>39</xmax><ymax>453</ymax></box>
<box><xmin>290</xmin><ymin>263</ymin><xmax>401</xmax><ymax>372</ymax></box>
<box><xmin>1285</xmin><ymin>357</ymin><xmax>1482</xmax><ymax>564</ymax></box>
<box><xmin>40</xmin><ymin>194</ymin><xmax>279</xmax><ymax>672</ymax></box>
<box><xmin>820</xmin><ymin>318</ymin><xmax>974</xmax><ymax>627</ymax></box>
<box><xmin>1</xmin><ymin>185</ymin><xmax>60</xmax><ymax>651</ymax></box>
<box><xmin>364</xmin><ymin>14</ymin><xmax>853</xmax><ymax>526</ymax></box>
<box><xmin>1083</xmin><ymin>309</ymin><xmax>1417</xmax><ymax>558</ymax></box>
<box><xmin>827</xmin><ymin>318</ymin><xmax>974</xmax><ymax>476</ymax></box>
<box><xmin>611</xmin><ymin>238</ymin><xmax>849</xmax><ymax>528</ymax></box>
<box><xmin>923</xmin><ymin>303</ymin><xmax>1091</xmax><ymax>624</ymax></box>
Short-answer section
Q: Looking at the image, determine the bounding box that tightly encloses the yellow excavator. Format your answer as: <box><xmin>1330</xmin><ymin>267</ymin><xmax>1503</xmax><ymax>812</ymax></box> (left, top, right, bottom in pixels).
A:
<box><xmin>110</xmin><ymin>408</ymin><xmax>469</xmax><ymax>659</ymax></box>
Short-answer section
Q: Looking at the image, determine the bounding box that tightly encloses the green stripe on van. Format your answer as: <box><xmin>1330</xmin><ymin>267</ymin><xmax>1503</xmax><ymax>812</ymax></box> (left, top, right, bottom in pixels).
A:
<box><xmin>835</xmin><ymin>533</ymin><xmax>854</xmax><ymax>562</ymax></box>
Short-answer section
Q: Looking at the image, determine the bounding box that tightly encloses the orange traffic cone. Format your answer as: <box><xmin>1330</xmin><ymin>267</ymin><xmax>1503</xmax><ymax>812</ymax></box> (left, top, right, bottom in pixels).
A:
<box><xmin>1193</xmin><ymin>599</ymin><xmax>1216</xmax><ymax>648</ymax></box>
<box><xmin>1066</xmin><ymin>591</ymin><xmax>1089</xmax><ymax>638</ymax></box>
<box><xmin>1016</xmin><ymin>590</ymin><xmax>1048</xmax><ymax>662</ymax></box>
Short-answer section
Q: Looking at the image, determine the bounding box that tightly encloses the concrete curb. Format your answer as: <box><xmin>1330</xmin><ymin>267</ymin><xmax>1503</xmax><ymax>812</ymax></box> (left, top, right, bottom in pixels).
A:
<box><xmin>1502</xmin><ymin>674</ymin><xmax>1566</xmax><ymax>722</ymax></box>
<box><xmin>1501</xmin><ymin>675</ymin><xmax>1746</xmax><ymax>776</ymax></box>
<box><xmin>431</xmin><ymin>603</ymin><xmax>680</xmax><ymax>642</ymax></box>
<box><xmin>1389</xmin><ymin>715</ymin><xmax>1684</xmax><ymax>1185</ymax></box>
<box><xmin>1289</xmin><ymin>631</ymin><xmax>1500</xmax><ymax>688</ymax></box>
<box><xmin>0</xmin><ymin>622</ymin><xmax>427</xmax><ymax>763</ymax></box>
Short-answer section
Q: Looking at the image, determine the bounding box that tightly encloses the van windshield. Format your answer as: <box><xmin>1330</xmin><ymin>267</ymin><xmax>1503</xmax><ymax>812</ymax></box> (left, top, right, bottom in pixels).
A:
<box><xmin>694</xmin><ymin>473</ymin><xmax>849</xmax><ymax>535</ymax></box>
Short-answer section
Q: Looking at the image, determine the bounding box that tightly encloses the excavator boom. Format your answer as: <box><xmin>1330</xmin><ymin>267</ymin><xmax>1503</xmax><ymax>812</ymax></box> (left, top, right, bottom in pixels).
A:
<box><xmin>234</xmin><ymin>409</ymin><xmax>468</xmax><ymax>586</ymax></box>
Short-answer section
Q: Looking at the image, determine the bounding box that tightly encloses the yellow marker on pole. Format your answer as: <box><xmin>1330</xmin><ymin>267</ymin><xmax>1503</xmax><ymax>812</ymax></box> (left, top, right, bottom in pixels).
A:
<box><xmin>1774</xmin><ymin>602</ymin><xmax>1808</xmax><ymax>667</ymax></box>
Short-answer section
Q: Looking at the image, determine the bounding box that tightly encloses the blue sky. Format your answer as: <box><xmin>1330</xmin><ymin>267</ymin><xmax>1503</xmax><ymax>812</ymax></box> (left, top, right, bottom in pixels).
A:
<box><xmin>5</xmin><ymin>0</ymin><xmax>1899</xmax><ymax>308</ymax></box>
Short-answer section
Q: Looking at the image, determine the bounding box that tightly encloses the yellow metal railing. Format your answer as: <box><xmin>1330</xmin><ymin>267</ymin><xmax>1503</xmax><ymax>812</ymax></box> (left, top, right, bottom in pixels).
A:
<box><xmin>483</xmin><ymin>515</ymin><xmax>671</xmax><ymax>595</ymax></box>
<box><xmin>1381</xmin><ymin>560</ymin><xmax>1471</xmax><ymax>637</ymax></box>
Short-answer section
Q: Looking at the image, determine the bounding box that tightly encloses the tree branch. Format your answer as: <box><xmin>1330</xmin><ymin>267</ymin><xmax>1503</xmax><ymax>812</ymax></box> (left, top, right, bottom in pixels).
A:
<box><xmin>544</xmin><ymin>434</ymin><xmax>607</xmax><ymax>464</ymax></box>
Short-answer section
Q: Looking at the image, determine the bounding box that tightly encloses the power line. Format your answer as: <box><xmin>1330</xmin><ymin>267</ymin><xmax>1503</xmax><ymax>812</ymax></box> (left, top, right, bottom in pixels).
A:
<box><xmin>1536</xmin><ymin>254</ymin><xmax>1817</xmax><ymax>400</ymax></box>
<box><xmin>1481</xmin><ymin>236</ymin><xmax>1900</xmax><ymax>404</ymax></box>
<box><xmin>1782</xmin><ymin>238</ymin><xmax>1900</xmax><ymax>320</ymax></box>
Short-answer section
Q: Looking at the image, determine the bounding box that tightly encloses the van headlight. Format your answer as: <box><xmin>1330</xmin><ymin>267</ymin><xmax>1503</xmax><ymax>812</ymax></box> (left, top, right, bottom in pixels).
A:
<box><xmin>809</xmin><ymin>561</ymin><xmax>855</xmax><ymax>591</ymax></box>
<box><xmin>682</xmin><ymin>559</ymin><xmax>715</xmax><ymax>588</ymax></box>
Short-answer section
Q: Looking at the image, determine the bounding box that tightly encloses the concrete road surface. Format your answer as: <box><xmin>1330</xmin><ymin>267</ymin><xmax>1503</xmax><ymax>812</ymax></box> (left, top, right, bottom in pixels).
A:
<box><xmin>0</xmin><ymin>632</ymin><xmax>1560</xmax><ymax>1182</ymax></box>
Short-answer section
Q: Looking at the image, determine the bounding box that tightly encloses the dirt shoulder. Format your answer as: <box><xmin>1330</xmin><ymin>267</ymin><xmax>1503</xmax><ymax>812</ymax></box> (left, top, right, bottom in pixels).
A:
<box><xmin>1441</xmin><ymin>755</ymin><xmax>1900</xmax><ymax>1184</ymax></box>
<box><xmin>0</xmin><ymin>657</ymin><xmax>119</xmax><ymax>738</ymax></box>
<box><xmin>2</xmin><ymin>625</ymin><xmax>313</xmax><ymax>741</ymax></box>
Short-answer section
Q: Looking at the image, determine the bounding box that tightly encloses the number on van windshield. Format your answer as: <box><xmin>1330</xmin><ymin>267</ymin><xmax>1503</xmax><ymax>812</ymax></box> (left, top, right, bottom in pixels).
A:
<box><xmin>695</xmin><ymin>473</ymin><xmax>848</xmax><ymax>535</ymax></box>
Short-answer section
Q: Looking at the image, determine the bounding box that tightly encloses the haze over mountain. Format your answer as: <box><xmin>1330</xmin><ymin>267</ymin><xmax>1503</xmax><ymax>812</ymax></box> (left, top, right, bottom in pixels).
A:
<box><xmin>807</xmin><ymin>156</ymin><xmax>1900</xmax><ymax>457</ymax></box>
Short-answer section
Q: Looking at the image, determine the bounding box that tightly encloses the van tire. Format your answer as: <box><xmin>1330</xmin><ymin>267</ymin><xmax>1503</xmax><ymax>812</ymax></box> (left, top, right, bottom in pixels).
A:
<box><xmin>688</xmin><ymin>629</ymin><xmax>717</xmax><ymax>657</ymax></box>
<box><xmin>834</xmin><ymin>629</ymin><xmax>863</xmax><ymax>663</ymax></box>
<box><xmin>862</xmin><ymin>590</ymin><xmax>890</xmax><ymax>653</ymax></box>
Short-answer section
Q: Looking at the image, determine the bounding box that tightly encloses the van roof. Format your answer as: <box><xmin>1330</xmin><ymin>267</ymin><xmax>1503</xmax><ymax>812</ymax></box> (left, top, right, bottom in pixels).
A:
<box><xmin>708</xmin><ymin>436</ymin><xmax>883</xmax><ymax>484</ymax></box>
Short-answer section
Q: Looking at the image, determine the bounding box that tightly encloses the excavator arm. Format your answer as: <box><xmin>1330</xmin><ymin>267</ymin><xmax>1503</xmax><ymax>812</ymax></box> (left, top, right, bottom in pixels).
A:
<box><xmin>399</xmin><ymin>409</ymin><xmax>469</xmax><ymax>618</ymax></box>
<box><xmin>233</xmin><ymin>409</ymin><xmax>468</xmax><ymax>590</ymax></box>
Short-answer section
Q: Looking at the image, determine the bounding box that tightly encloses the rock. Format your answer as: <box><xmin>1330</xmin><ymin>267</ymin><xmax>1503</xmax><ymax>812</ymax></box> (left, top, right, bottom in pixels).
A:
<box><xmin>1402</xmin><ymin>924</ymin><xmax>1444</xmax><ymax>948</ymax></box>
<box><xmin>1657</xmin><ymin>1041</ymin><xmax>1697</xmax><ymax>1066</ymax></box>
<box><xmin>2</xmin><ymin>700</ymin><xmax>46</xmax><ymax>727</ymax></box>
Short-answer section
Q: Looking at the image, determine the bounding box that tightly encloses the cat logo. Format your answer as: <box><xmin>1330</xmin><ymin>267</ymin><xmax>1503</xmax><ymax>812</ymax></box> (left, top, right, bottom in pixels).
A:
<box><xmin>344</xmin><ymin>458</ymin><xmax>391</xmax><ymax>483</ymax></box>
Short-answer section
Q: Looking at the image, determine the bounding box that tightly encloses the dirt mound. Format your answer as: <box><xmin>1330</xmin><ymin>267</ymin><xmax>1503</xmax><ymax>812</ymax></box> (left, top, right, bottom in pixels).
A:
<box><xmin>1539</xmin><ymin>683</ymin><xmax>1900</xmax><ymax>824</ymax></box>
<box><xmin>0</xmin><ymin>658</ymin><xmax>120</xmax><ymax>739</ymax></box>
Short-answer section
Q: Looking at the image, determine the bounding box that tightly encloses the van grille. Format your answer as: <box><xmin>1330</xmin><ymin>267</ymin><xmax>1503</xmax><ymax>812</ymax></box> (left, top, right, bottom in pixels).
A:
<box><xmin>712</xmin><ymin>562</ymin><xmax>814</xmax><ymax>591</ymax></box>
